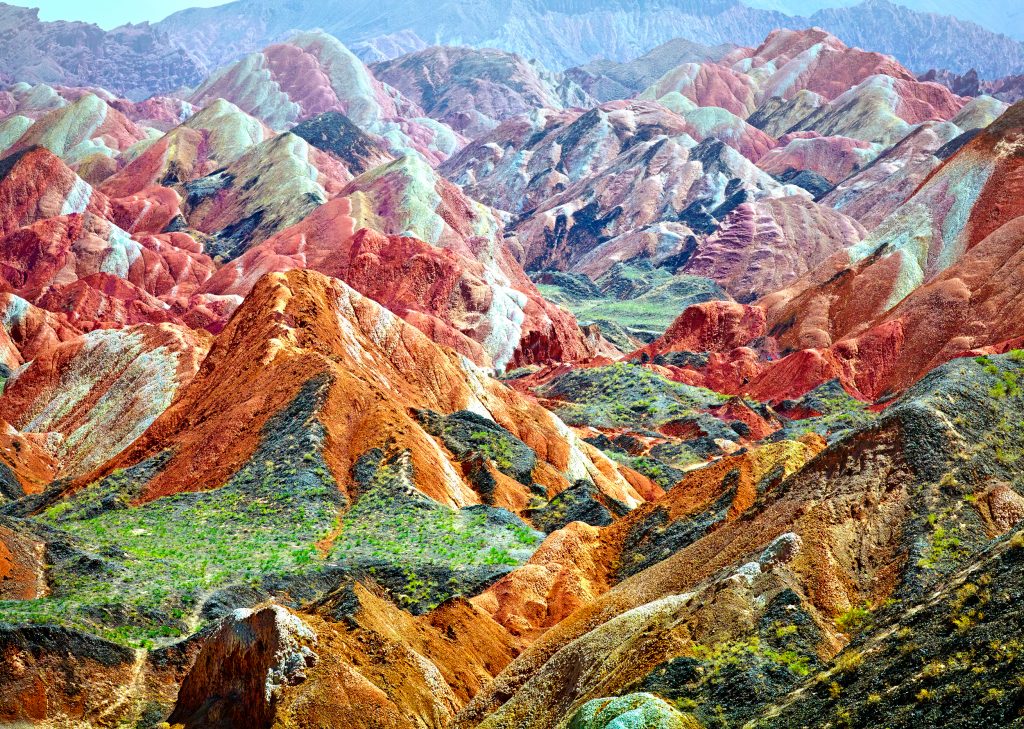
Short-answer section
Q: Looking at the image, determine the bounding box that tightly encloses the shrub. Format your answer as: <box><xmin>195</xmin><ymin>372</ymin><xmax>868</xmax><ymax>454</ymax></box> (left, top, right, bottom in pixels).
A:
<box><xmin>836</xmin><ymin>605</ymin><xmax>873</xmax><ymax>635</ymax></box>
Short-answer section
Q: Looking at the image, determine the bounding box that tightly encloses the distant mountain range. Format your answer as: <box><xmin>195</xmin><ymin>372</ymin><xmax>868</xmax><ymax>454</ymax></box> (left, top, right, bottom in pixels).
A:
<box><xmin>807</xmin><ymin>0</ymin><xmax>1024</xmax><ymax>75</ymax></box>
<box><xmin>0</xmin><ymin>3</ymin><xmax>204</xmax><ymax>98</ymax></box>
<box><xmin>748</xmin><ymin>0</ymin><xmax>1024</xmax><ymax>41</ymax></box>
<box><xmin>2</xmin><ymin>0</ymin><xmax>1023</xmax><ymax>97</ymax></box>
<box><xmin>153</xmin><ymin>0</ymin><xmax>1024</xmax><ymax>78</ymax></box>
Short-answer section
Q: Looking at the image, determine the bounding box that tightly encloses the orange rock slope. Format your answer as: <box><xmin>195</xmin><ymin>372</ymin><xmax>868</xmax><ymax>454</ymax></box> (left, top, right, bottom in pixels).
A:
<box><xmin>83</xmin><ymin>269</ymin><xmax>647</xmax><ymax>514</ymax></box>
<box><xmin>470</xmin><ymin>436</ymin><xmax>824</xmax><ymax>642</ymax></box>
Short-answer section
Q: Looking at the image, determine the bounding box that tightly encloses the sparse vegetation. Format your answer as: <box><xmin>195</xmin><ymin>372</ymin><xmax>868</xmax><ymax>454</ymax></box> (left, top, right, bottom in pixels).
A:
<box><xmin>330</xmin><ymin>450</ymin><xmax>541</xmax><ymax>611</ymax></box>
<box><xmin>836</xmin><ymin>604</ymin><xmax>874</xmax><ymax>636</ymax></box>
<box><xmin>1</xmin><ymin>441</ymin><xmax>340</xmax><ymax>647</ymax></box>
<box><xmin>540</xmin><ymin>362</ymin><xmax>726</xmax><ymax>430</ymax></box>
<box><xmin>691</xmin><ymin>636</ymin><xmax>813</xmax><ymax>679</ymax></box>
<box><xmin>918</xmin><ymin>510</ymin><xmax>967</xmax><ymax>570</ymax></box>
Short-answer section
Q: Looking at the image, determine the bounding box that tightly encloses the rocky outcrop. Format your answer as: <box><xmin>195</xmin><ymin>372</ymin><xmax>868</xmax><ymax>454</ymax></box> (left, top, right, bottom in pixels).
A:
<box><xmin>169</xmin><ymin>605</ymin><xmax>319</xmax><ymax>728</ymax></box>
<box><xmin>633</xmin><ymin>301</ymin><xmax>767</xmax><ymax>359</ymax></box>
<box><xmin>568</xmin><ymin>693</ymin><xmax>695</xmax><ymax>728</ymax></box>
<box><xmin>178</xmin><ymin>132</ymin><xmax>348</xmax><ymax>260</ymax></box>
<box><xmin>290</xmin><ymin>111</ymin><xmax>393</xmax><ymax>174</ymax></box>
<box><xmin>757</xmin><ymin>134</ymin><xmax>880</xmax><ymax>186</ymax></box>
<box><xmin>0</xmin><ymin>519</ymin><xmax>45</xmax><ymax>598</ymax></box>
<box><xmin>167</xmin><ymin>582</ymin><xmax>522</xmax><ymax>728</ymax></box>
<box><xmin>0</xmin><ymin>94</ymin><xmax>148</xmax><ymax>182</ymax></box>
<box><xmin>680</xmin><ymin>196</ymin><xmax>866</xmax><ymax>302</ymax></box>
<box><xmin>752</xmin><ymin>520</ymin><xmax>1024</xmax><ymax>728</ymax></box>
<box><xmin>98</xmin><ymin>99</ymin><xmax>273</xmax><ymax>197</ymax></box>
<box><xmin>0</xmin><ymin>420</ymin><xmax>57</xmax><ymax>500</ymax></box>
<box><xmin>755</xmin><ymin>101</ymin><xmax>1024</xmax><ymax>397</ymax></box>
<box><xmin>785</xmin><ymin>74</ymin><xmax>965</xmax><ymax>145</ymax></box>
<box><xmin>102</xmin><ymin>269</ymin><xmax>639</xmax><ymax>508</ymax></box>
<box><xmin>820</xmin><ymin>120</ymin><xmax>963</xmax><ymax>228</ymax></box>
<box><xmin>0</xmin><ymin>147</ymin><xmax>112</xmax><ymax>236</ymax></box>
<box><xmin>472</xmin><ymin>438</ymin><xmax>821</xmax><ymax>642</ymax></box>
<box><xmin>198</xmin><ymin>159</ymin><xmax>595</xmax><ymax>369</ymax></box>
<box><xmin>726</xmin><ymin>27</ymin><xmax>916</xmax><ymax>105</ymax></box>
<box><xmin>641</xmin><ymin>62</ymin><xmax>759</xmax><ymax>118</ymax></box>
<box><xmin>446</xmin><ymin>100</ymin><xmax>802</xmax><ymax>276</ymax></box>
<box><xmin>0</xmin><ymin>322</ymin><xmax>210</xmax><ymax>478</ymax></box>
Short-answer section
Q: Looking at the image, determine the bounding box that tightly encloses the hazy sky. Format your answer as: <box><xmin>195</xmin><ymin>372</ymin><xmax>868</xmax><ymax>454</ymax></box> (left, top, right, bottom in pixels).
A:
<box><xmin>16</xmin><ymin>0</ymin><xmax>233</xmax><ymax>27</ymax></box>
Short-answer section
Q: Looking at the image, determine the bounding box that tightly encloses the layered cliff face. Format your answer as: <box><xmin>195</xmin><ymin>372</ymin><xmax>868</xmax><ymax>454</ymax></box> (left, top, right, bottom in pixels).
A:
<box><xmin>197</xmin><ymin>186</ymin><xmax>597</xmax><ymax>369</ymax></box>
<box><xmin>678</xmin><ymin>195</ymin><xmax>866</xmax><ymax>302</ymax></box>
<box><xmin>624</xmin><ymin>99</ymin><xmax>1024</xmax><ymax>407</ymax></box>
<box><xmin>188</xmin><ymin>31</ymin><xmax>463</xmax><ymax>164</ymax></box>
<box><xmin>442</xmin><ymin>27</ymin><xmax>962</xmax><ymax>295</ymax></box>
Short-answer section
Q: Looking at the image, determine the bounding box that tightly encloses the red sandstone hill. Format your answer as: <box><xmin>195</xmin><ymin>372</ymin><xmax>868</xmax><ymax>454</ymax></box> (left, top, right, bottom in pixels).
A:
<box><xmin>631</xmin><ymin>100</ymin><xmax>1024</xmax><ymax>405</ymax></box>
<box><xmin>83</xmin><ymin>268</ymin><xmax>651</xmax><ymax>511</ymax></box>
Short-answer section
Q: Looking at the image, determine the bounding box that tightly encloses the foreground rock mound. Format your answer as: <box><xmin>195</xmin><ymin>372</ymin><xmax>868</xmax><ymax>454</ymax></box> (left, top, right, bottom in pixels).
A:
<box><xmin>0</xmin><ymin>624</ymin><xmax>137</xmax><ymax>724</ymax></box>
<box><xmin>169</xmin><ymin>605</ymin><xmax>318</xmax><ymax>728</ymax></box>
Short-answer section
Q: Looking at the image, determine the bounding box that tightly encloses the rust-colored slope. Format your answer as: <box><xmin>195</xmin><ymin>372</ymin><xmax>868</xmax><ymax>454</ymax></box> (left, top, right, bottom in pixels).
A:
<box><xmin>0</xmin><ymin>292</ymin><xmax>80</xmax><ymax>366</ymax></box>
<box><xmin>763</xmin><ymin>100</ymin><xmax>1024</xmax><ymax>356</ymax></box>
<box><xmin>0</xmin><ymin>420</ymin><xmax>57</xmax><ymax>499</ymax></box>
<box><xmin>471</xmin><ymin>438</ymin><xmax>824</xmax><ymax>642</ymax></box>
<box><xmin>0</xmin><ymin>147</ymin><xmax>111</xmax><ymax>238</ymax></box>
<box><xmin>86</xmin><ymin>269</ymin><xmax>644</xmax><ymax>515</ymax></box>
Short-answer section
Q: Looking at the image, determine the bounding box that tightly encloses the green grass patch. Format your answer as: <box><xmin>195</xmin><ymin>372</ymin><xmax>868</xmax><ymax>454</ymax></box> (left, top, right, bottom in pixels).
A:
<box><xmin>540</xmin><ymin>362</ymin><xmax>726</xmax><ymax>430</ymax></box>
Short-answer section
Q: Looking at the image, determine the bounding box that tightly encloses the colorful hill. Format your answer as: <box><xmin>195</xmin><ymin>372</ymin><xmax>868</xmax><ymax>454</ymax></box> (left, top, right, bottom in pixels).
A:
<box><xmin>371</xmin><ymin>46</ymin><xmax>593</xmax><ymax>138</ymax></box>
<box><xmin>3</xmin><ymin>17</ymin><xmax>1024</xmax><ymax>729</ymax></box>
<box><xmin>189</xmin><ymin>32</ymin><xmax>462</xmax><ymax>164</ymax></box>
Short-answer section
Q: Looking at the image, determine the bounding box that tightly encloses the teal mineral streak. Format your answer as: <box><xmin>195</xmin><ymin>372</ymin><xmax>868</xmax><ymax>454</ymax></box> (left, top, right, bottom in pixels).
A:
<box><xmin>568</xmin><ymin>693</ymin><xmax>695</xmax><ymax>729</ymax></box>
<box><xmin>0</xmin><ymin>116</ymin><xmax>33</xmax><ymax>157</ymax></box>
